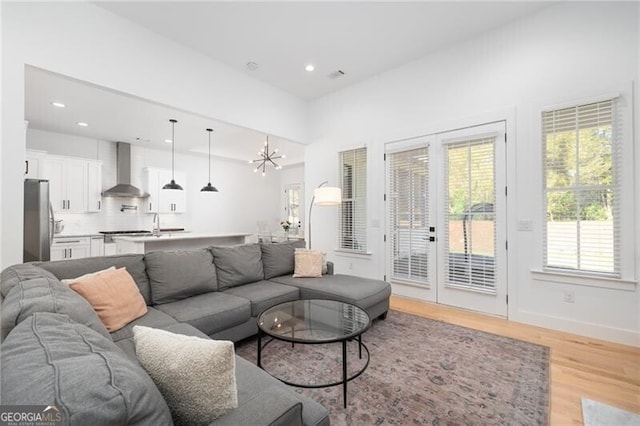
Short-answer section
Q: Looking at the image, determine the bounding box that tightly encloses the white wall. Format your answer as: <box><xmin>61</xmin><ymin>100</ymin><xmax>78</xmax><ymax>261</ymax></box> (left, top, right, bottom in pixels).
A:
<box><xmin>307</xmin><ymin>2</ymin><xmax>639</xmax><ymax>345</ymax></box>
<box><xmin>1</xmin><ymin>2</ymin><xmax>308</xmax><ymax>268</ymax></box>
<box><xmin>27</xmin><ymin>128</ymin><xmax>280</xmax><ymax>236</ymax></box>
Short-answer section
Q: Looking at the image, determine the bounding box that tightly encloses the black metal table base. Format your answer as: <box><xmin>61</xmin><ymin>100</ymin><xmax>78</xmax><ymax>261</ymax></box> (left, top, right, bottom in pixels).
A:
<box><xmin>257</xmin><ymin>332</ymin><xmax>370</xmax><ymax>408</ymax></box>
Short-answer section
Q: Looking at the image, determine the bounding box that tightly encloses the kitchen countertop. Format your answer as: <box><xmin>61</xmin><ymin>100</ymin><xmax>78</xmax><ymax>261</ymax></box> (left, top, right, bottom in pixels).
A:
<box><xmin>53</xmin><ymin>233</ymin><xmax>103</xmax><ymax>238</ymax></box>
<box><xmin>112</xmin><ymin>232</ymin><xmax>251</xmax><ymax>243</ymax></box>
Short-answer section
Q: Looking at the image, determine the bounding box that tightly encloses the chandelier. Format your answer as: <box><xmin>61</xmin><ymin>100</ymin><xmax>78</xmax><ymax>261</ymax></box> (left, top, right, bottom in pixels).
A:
<box><xmin>249</xmin><ymin>136</ymin><xmax>285</xmax><ymax>176</ymax></box>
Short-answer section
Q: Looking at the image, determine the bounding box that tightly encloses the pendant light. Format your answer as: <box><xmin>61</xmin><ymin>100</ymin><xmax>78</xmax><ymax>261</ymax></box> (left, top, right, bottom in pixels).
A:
<box><xmin>163</xmin><ymin>119</ymin><xmax>183</xmax><ymax>190</ymax></box>
<box><xmin>201</xmin><ymin>128</ymin><xmax>219</xmax><ymax>192</ymax></box>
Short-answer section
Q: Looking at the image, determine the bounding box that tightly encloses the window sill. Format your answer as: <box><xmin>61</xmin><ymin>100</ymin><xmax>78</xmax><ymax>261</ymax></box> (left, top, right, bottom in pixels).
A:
<box><xmin>531</xmin><ymin>269</ymin><xmax>637</xmax><ymax>291</ymax></box>
<box><xmin>334</xmin><ymin>249</ymin><xmax>373</xmax><ymax>259</ymax></box>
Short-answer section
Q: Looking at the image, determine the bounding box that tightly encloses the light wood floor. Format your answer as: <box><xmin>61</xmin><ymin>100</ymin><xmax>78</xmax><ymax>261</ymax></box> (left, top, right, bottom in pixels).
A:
<box><xmin>390</xmin><ymin>295</ymin><xmax>640</xmax><ymax>425</ymax></box>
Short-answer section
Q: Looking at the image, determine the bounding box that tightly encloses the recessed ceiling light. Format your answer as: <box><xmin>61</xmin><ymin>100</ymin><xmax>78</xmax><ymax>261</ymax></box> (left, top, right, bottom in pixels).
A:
<box><xmin>51</xmin><ymin>102</ymin><xmax>66</xmax><ymax>108</ymax></box>
<box><xmin>246</xmin><ymin>61</ymin><xmax>259</xmax><ymax>71</ymax></box>
<box><xmin>164</xmin><ymin>139</ymin><xmax>173</xmax><ymax>144</ymax></box>
<box><xmin>77</xmin><ymin>122</ymin><xmax>88</xmax><ymax>127</ymax></box>
<box><xmin>305</xmin><ymin>64</ymin><xmax>315</xmax><ymax>72</ymax></box>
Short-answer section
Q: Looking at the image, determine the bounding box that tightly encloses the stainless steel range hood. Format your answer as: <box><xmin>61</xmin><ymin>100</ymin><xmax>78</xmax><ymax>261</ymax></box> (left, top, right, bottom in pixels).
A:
<box><xmin>102</xmin><ymin>142</ymin><xmax>150</xmax><ymax>198</ymax></box>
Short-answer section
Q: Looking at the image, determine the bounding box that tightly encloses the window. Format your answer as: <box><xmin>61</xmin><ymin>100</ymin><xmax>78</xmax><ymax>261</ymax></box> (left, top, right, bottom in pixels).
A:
<box><xmin>339</xmin><ymin>148</ymin><xmax>367</xmax><ymax>252</ymax></box>
<box><xmin>542</xmin><ymin>98</ymin><xmax>619</xmax><ymax>276</ymax></box>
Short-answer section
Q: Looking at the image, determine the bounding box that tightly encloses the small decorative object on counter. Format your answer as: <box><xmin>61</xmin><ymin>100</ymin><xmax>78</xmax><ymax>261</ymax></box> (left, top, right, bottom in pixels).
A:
<box><xmin>280</xmin><ymin>220</ymin><xmax>292</xmax><ymax>240</ymax></box>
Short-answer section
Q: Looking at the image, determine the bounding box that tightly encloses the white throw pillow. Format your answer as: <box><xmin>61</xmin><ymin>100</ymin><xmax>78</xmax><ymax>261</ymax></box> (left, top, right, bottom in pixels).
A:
<box><xmin>60</xmin><ymin>266</ymin><xmax>116</xmax><ymax>286</ymax></box>
<box><xmin>293</xmin><ymin>249</ymin><xmax>324</xmax><ymax>278</ymax></box>
<box><xmin>132</xmin><ymin>326</ymin><xmax>238</xmax><ymax>425</ymax></box>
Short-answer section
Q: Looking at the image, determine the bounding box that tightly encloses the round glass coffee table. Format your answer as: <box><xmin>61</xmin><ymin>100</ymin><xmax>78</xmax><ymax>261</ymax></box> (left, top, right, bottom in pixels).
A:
<box><xmin>257</xmin><ymin>299</ymin><xmax>371</xmax><ymax>408</ymax></box>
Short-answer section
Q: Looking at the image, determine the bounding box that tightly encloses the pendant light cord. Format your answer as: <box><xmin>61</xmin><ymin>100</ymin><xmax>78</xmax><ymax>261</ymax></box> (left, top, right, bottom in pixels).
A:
<box><xmin>171</xmin><ymin>120</ymin><xmax>176</xmax><ymax>181</ymax></box>
<box><xmin>208</xmin><ymin>130</ymin><xmax>212</xmax><ymax>183</ymax></box>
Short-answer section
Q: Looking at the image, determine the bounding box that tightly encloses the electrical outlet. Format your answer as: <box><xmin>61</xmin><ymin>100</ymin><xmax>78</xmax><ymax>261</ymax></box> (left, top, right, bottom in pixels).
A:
<box><xmin>563</xmin><ymin>291</ymin><xmax>575</xmax><ymax>303</ymax></box>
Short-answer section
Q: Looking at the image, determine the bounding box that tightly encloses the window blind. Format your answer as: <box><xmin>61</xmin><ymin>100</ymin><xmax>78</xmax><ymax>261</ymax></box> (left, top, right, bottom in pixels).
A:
<box><xmin>542</xmin><ymin>99</ymin><xmax>619</xmax><ymax>276</ymax></box>
<box><xmin>339</xmin><ymin>148</ymin><xmax>367</xmax><ymax>252</ymax></box>
<box><xmin>443</xmin><ymin>137</ymin><xmax>496</xmax><ymax>291</ymax></box>
<box><xmin>387</xmin><ymin>147</ymin><xmax>429</xmax><ymax>286</ymax></box>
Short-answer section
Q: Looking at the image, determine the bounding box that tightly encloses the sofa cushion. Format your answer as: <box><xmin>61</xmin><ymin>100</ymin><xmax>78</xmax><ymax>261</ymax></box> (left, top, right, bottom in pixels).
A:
<box><xmin>210</xmin><ymin>244</ymin><xmax>264</xmax><ymax>289</ymax></box>
<box><xmin>155</xmin><ymin>292</ymin><xmax>251</xmax><ymax>336</ymax></box>
<box><xmin>133</xmin><ymin>326</ymin><xmax>238</xmax><ymax>425</ymax></box>
<box><xmin>234</xmin><ymin>356</ymin><xmax>329</xmax><ymax>426</ymax></box>
<box><xmin>35</xmin><ymin>254</ymin><xmax>153</xmax><ymax>305</ymax></box>
<box><xmin>60</xmin><ymin>266</ymin><xmax>116</xmax><ymax>286</ymax></box>
<box><xmin>1</xmin><ymin>277</ymin><xmax>110</xmax><ymax>340</ymax></box>
<box><xmin>269</xmin><ymin>274</ymin><xmax>392</xmax><ymax>310</ymax></box>
<box><xmin>223</xmin><ymin>281</ymin><xmax>299</xmax><ymax>316</ymax></box>
<box><xmin>0</xmin><ymin>312</ymin><xmax>172</xmax><ymax>425</ymax></box>
<box><xmin>1</xmin><ymin>263</ymin><xmax>58</xmax><ymax>298</ymax></box>
<box><xmin>145</xmin><ymin>249</ymin><xmax>217</xmax><ymax>304</ymax></box>
<box><xmin>114</xmin><ymin>322</ymin><xmax>207</xmax><ymax>360</ymax></box>
<box><xmin>214</xmin><ymin>386</ymin><xmax>303</xmax><ymax>426</ymax></box>
<box><xmin>110</xmin><ymin>307</ymin><xmax>179</xmax><ymax>342</ymax></box>
<box><xmin>70</xmin><ymin>268</ymin><xmax>148</xmax><ymax>332</ymax></box>
<box><xmin>260</xmin><ymin>240</ymin><xmax>306</xmax><ymax>279</ymax></box>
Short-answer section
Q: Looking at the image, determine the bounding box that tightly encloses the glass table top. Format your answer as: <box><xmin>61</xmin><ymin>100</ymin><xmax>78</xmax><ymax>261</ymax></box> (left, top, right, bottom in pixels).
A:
<box><xmin>258</xmin><ymin>299</ymin><xmax>371</xmax><ymax>343</ymax></box>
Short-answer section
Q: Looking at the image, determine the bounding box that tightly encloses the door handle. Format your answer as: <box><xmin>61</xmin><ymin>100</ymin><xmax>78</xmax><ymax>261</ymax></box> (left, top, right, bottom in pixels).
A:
<box><xmin>149</xmin><ymin>202</ymin><xmax>152</xmax><ymax>211</ymax></box>
<box><xmin>98</xmin><ymin>200</ymin><xmax>101</xmax><ymax>210</ymax></box>
<box><xmin>69</xmin><ymin>248</ymin><xmax>72</xmax><ymax>258</ymax></box>
<box><xmin>67</xmin><ymin>200</ymin><xmax>70</xmax><ymax>210</ymax></box>
<box><xmin>25</xmin><ymin>160</ymin><xmax>29</xmax><ymax>175</ymax></box>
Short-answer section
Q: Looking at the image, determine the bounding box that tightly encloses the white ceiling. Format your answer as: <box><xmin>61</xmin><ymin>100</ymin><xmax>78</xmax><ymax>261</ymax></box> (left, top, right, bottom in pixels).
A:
<box><xmin>25</xmin><ymin>67</ymin><xmax>306</xmax><ymax>166</ymax></box>
<box><xmin>26</xmin><ymin>2</ymin><xmax>549</xmax><ymax>165</ymax></box>
<box><xmin>96</xmin><ymin>1</ymin><xmax>549</xmax><ymax>100</ymax></box>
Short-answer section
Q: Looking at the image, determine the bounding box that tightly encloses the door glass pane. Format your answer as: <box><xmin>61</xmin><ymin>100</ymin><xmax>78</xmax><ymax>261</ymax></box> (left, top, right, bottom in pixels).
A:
<box><xmin>444</xmin><ymin>137</ymin><xmax>496</xmax><ymax>291</ymax></box>
<box><xmin>388</xmin><ymin>148</ymin><xmax>429</xmax><ymax>285</ymax></box>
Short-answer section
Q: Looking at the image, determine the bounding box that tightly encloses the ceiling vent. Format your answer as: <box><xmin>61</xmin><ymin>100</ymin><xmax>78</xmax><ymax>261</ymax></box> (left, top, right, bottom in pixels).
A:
<box><xmin>327</xmin><ymin>70</ymin><xmax>345</xmax><ymax>79</ymax></box>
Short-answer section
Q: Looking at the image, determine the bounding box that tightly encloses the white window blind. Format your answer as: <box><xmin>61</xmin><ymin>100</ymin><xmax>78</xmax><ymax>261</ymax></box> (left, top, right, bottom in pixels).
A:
<box><xmin>387</xmin><ymin>148</ymin><xmax>429</xmax><ymax>286</ymax></box>
<box><xmin>542</xmin><ymin>99</ymin><xmax>619</xmax><ymax>276</ymax></box>
<box><xmin>443</xmin><ymin>137</ymin><xmax>496</xmax><ymax>291</ymax></box>
<box><xmin>339</xmin><ymin>148</ymin><xmax>367</xmax><ymax>252</ymax></box>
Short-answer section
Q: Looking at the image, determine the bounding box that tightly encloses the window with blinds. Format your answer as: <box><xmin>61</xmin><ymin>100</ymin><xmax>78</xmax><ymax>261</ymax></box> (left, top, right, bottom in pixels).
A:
<box><xmin>387</xmin><ymin>148</ymin><xmax>429</xmax><ymax>286</ymax></box>
<box><xmin>339</xmin><ymin>148</ymin><xmax>367</xmax><ymax>252</ymax></box>
<box><xmin>542</xmin><ymin>99</ymin><xmax>619</xmax><ymax>276</ymax></box>
<box><xmin>443</xmin><ymin>137</ymin><xmax>496</xmax><ymax>291</ymax></box>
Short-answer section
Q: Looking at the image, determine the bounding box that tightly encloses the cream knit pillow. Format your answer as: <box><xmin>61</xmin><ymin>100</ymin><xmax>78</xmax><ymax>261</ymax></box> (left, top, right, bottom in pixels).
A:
<box><xmin>132</xmin><ymin>326</ymin><xmax>237</xmax><ymax>425</ymax></box>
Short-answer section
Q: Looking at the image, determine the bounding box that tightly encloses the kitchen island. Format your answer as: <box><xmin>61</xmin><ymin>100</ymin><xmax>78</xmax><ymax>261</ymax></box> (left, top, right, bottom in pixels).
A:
<box><xmin>113</xmin><ymin>232</ymin><xmax>251</xmax><ymax>254</ymax></box>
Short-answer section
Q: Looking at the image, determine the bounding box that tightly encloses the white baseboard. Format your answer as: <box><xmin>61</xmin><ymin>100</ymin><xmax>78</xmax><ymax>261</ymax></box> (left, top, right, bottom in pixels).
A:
<box><xmin>516</xmin><ymin>310</ymin><xmax>640</xmax><ymax>347</ymax></box>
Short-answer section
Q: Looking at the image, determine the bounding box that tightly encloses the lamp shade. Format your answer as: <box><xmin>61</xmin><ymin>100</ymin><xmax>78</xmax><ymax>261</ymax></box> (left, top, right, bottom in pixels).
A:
<box><xmin>314</xmin><ymin>187</ymin><xmax>341</xmax><ymax>206</ymax></box>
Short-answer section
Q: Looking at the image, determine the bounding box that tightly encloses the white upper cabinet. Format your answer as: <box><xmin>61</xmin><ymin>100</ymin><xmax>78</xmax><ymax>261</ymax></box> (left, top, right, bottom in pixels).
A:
<box><xmin>39</xmin><ymin>153</ymin><xmax>101</xmax><ymax>213</ymax></box>
<box><xmin>86</xmin><ymin>161</ymin><xmax>103</xmax><ymax>212</ymax></box>
<box><xmin>25</xmin><ymin>150</ymin><xmax>46</xmax><ymax>179</ymax></box>
<box><xmin>145</xmin><ymin>168</ymin><xmax>187</xmax><ymax>213</ymax></box>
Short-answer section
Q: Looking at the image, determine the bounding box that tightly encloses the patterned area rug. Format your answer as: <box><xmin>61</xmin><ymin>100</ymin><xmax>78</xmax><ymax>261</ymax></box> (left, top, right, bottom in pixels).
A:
<box><xmin>236</xmin><ymin>310</ymin><xmax>549</xmax><ymax>425</ymax></box>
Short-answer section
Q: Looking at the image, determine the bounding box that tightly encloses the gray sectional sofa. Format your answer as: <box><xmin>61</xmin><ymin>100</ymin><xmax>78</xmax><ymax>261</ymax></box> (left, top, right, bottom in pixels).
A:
<box><xmin>0</xmin><ymin>241</ymin><xmax>391</xmax><ymax>426</ymax></box>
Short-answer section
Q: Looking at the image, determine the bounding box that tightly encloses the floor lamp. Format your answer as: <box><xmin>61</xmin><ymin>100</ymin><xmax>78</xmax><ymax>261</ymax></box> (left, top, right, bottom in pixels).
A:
<box><xmin>308</xmin><ymin>181</ymin><xmax>342</xmax><ymax>249</ymax></box>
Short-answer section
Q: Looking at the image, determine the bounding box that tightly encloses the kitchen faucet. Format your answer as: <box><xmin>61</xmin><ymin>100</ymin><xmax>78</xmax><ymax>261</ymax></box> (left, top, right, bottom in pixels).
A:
<box><xmin>152</xmin><ymin>213</ymin><xmax>161</xmax><ymax>236</ymax></box>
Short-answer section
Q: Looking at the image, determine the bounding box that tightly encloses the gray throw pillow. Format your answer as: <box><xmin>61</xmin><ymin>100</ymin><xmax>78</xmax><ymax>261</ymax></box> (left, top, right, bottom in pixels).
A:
<box><xmin>1</xmin><ymin>277</ymin><xmax>110</xmax><ymax>340</ymax></box>
<box><xmin>146</xmin><ymin>249</ymin><xmax>217</xmax><ymax>305</ymax></box>
<box><xmin>210</xmin><ymin>244</ymin><xmax>264</xmax><ymax>290</ymax></box>
<box><xmin>133</xmin><ymin>325</ymin><xmax>237</xmax><ymax>425</ymax></box>
<box><xmin>1</xmin><ymin>313</ymin><xmax>172</xmax><ymax>425</ymax></box>
<box><xmin>261</xmin><ymin>240</ymin><xmax>306</xmax><ymax>279</ymax></box>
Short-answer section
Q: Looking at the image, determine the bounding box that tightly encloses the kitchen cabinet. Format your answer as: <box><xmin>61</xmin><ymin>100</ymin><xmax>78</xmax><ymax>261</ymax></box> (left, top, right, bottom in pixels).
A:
<box><xmin>86</xmin><ymin>161</ymin><xmax>103</xmax><ymax>212</ymax></box>
<box><xmin>144</xmin><ymin>168</ymin><xmax>187</xmax><ymax>213</ymax></box>
<box><xmin>25</xmin><ymin>150</ymin><xmax>46</xmax><ymax>179</ymax></box>
<box><xmin>40</xmin><ymin>154</ymin><xmax>102</xmax><ymax>213</ymax></box>
<box><xmin>42</xmin><ymin>157</ymin><xmax>87</xmax><ymax>213</ymax></box>
<box><xmin>51</xmin><ymin>237</ymin><xmax>91</xmax><ymax>261</ymax></box>
<box><xmin>90</xmin><ymin>236</ymin><xmax>104</xmax><ymax>257</ymax></box>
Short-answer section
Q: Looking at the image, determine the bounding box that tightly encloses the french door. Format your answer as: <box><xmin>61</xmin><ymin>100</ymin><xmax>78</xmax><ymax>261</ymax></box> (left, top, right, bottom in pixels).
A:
<box><xmin>386</xmin><ymin>122</ymin><xmax>507</xmax><ymax>317</ymax></box>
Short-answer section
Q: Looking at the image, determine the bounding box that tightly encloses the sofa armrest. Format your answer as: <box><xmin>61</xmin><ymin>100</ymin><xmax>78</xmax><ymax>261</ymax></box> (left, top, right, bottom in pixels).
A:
<box><xmin>326</xmin><ymin>261</ymin><xmax>334</xmax><ymax>275</ymax></box>
<box><xmin>212</xmin><ymin>386</ymin><xmax>303</xmax><ymax>426</ymax></box>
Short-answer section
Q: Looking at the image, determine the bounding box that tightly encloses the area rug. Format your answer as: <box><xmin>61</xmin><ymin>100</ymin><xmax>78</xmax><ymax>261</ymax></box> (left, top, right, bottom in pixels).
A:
<box><xmin>582</xmin><ymin>398</ymin><xmax>640</xmax><ymax>426</ymax></box>
<box><xmin>236</xmin><ymin>310</ymin><xmax>549</xmax><ymax>425</ymax></box>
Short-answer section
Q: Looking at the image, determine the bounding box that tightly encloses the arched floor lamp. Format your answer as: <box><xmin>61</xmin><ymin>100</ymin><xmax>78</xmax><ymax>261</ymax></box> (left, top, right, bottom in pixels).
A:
<box><xmin>308</xmin><ymin>181</ymin><xmax>342</xmax><ymax>249</ymax></box>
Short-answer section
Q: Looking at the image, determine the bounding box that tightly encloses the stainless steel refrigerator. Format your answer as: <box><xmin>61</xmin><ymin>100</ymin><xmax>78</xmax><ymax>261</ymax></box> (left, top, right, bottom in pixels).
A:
<box><xmin>23</xmin><ymin>179</ymin><xmax>54</xmax><ymax>262</ymax></box>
